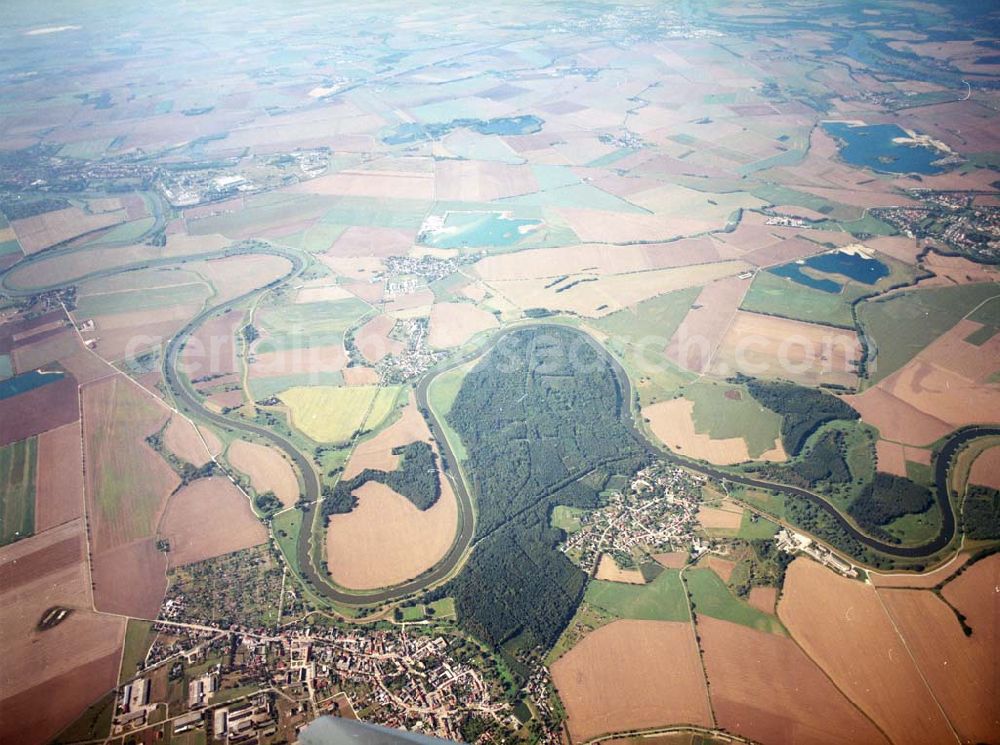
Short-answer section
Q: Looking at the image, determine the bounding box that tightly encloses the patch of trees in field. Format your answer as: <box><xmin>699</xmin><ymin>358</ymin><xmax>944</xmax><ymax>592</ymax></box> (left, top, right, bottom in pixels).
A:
<box><xmin>431</xmin><ymin>327</ymin><xmax>646</xmax><ymax>662</ymax></box>
<box><xmin>961</xmin><ymin>485</ymin><xmax>1000</xmax><ymax>540</ymax></box>
<box><xmin>447</xmin><ymin>326</ymin><xmax>643</xmax><ymax>538</ymax></box>
<box><xmin>792</xmin><ymin>430</ymin><xmax>852</xmax><ymax>486</ymax></box>
<box><xmin>740</xmin><ymin>377</ymin><xmax>859</xmax><ymax>455</ymax></box>
<box><xmin>321</xmin><ymin>442</ymin><xmax>440</xmax><ymax>522</ymax></box>
<box><xmin>848</xmin><ymin>473</ymin><xmax>933</xmax><ymax>538</ymax></box>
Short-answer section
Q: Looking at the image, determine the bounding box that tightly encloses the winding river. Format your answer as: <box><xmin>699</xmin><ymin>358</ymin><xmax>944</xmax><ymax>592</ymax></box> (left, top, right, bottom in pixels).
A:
<box><xmin>3</xmin><ymin>242</ymin><xmax>989</xmax><ymax>606</ymax></box>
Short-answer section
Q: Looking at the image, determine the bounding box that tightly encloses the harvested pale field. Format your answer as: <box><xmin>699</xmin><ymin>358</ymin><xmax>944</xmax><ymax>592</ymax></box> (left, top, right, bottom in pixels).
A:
<box><xmin>250</xmin><ymin>344</ymin><xmax>347</xmax><ymax>379</ymax></box>
<box><xmin>881</xmin><ymin>584</ymin><xmax>999</xmax><ymax>744</ymax></box>
<box><xmin>0</xmin><ymin>524</ymin><xmax>124</xmax><ymax>745</ymax></box>
<box><xmin>778</xmin><ymin>558</ymin><xmax>955</xmax><ymax>745</ymax></box>
<box><xmin>295</xmin><ymin>284</ymin><xmax>355</xmax><ymax>304</ymax></box>
<box><xmin>703</xmin><ymin>555</ymin><xmax>737</xmax><ymax>582</ymax></box>
<box><xmin>434</xmin><ymin>160</ymin><xmax>538</xmax><ymax>201</ymax></box>
<box><xmin>487</xmin><ymin>261</ymin><xmax>750</xmax><ymax>318</ymax></box>
<box><xmin>0</xmin><ymin>372</ymin><xmax>79</xmax><ymax>448</ymax></box>
<box><xmin>34</xmin><ymin>421</ymin><xmax>84</xmax><ymax>532</ymax></box>
<box><xmin>654</xmin><ymin>551</ymin><xmax>688</xmax><ymax>569</ymax></box>
<box><xmin>356</xmin><ymin>314</ymin><xmax>403</xmax><ymax>364</ymax></box>
<box><xmin>474</xmin><ymin>239</ymin><xmax>723</xmax><ymax>282</ymax></box>
<box><xmin>280</xmin><ymin>385</ymin><xmax>400</xmax><ymax>443</ymax></box>
<box><xmin>666</xmin><ymin>276</ymin><xmax>748</xmax><ymax>372</ymax></box>
<box><xmin>4</xmin><ymin>232</ymin><xmax>230</xmax><ymax>291</ymax></box>
<box><xmin>747</xmin><ymin>586</ymin><xmax>777</xmax><ymax>614</ymax></box>
<box><xmin>327</xmin><ymin>225</ymin><xmax>415</xmax><ymax>258</ymax></box>
<box><xmin>227</xmin><ymin>440</ymin><xmax>299</xmax><ymax>507</ymax></box>
<box><xmin>924</xmin><ymin>251</ymin><xmax>1000</xmax><ymax>286</ymax></box>
<box><xmin>320</xmin><ymin>255</ymin><xmax>386</xmax><ymax>281</ymax></box>
<box><xmin>292</xmin><ymin>169</ymin><xmax>435</xmax><ymax>200</ymax></box>
<box><xmin>461</xmin><ymin>283</ymin><xmax>488</xmax><ymax>303</ymax></box>
<box><xmin>699</xmin><ymin>616</ymin><xmax>888</xmax><ymax>745</ymax></box>
<box><xmin>870</xmin><ymin>552</ymin><xmax>970</xmax><ymax>588</ymax></box>
<box><xmin>741</xmin><ymin>236</ymin><xmax>830</xmax><ymax>268</ymax></box>
<box><xmin>159</xmin><ymin>477</ymin><xmax>267</xmax><ymax>568</ymax></box>
<box><xmin>915</xmin><ymin>319</ymin><xmax>1000</xmax><ymax>382</ymax></box>
<box><xmin>84</xmin><ymin>306</ymin><xmax>200</xmax><ymax>364</ymax></box>
<box><xmin>427</xmin><ymin>302</ymin><xmax>498</xmax><ymax>349</ymax></box>
<box><xmin>595</xmin><ymin>554</ymin><xmax>646</xmax><ymax>584</ymax></box>
<box><xmin>83</xmin><ymin>375</ymin><xmax>178</xmax><ymax>553</ymax></box>
<box><xmin>644</xmin><ymin>399</ymin><xmax>783</xmax><ymax>465</ymax></box>
<box><xmin>325</xmin><ymin>480</ymin><xmax>457</xmax><ymax>590</ymax></box>
<box><xmin>384</xmin><ymin>288</ymin><xmax>435</xmax><ymax>314</ymax></box>
<box><xmin>91</xmin><ymin>537</ymin><xmax>168</xmax><ymax>618</ymax></box>
<box><xmin>163</xmin><ymin>415</ymin><xmax>214</xmax><ymax>467</ymax></box>
<box><xmin>969</xmin><ymin>446</ymin><xmax>1000</xmax><ymax>488</ymax></box>
<box><xmin>192</xmin><ymin>253</ymin><xmax>292</xmax><ymax>304</ymax></box>
<box><xmin>550</xmin><ymin>620</ymin><xmax>712</xmax><ymax>743</ymax></box>
<box><xmin>875</xmin><ymin>439</ymin><xmax>908</xmax><ymax>477</ymax></box>
<box><xmin>711</xmin><ymin>311</ymin><xmax>861</xmax><ymax>388</ymax></box>
<box><xmin>343</xmin><ymin>393</ymin><xmax>433</xmax><ymax>479</ymax></box>
<box><xmin>12</xmin><ymin>206</ymin><xmax>124</xmax><ymax>254</ymax></box>
<box><xmin>843</xmin><ymin>386</ymin><xmax>951</xmax><ymax>446</ymax></box>
<box><xmin>343</xmin><ymin>366</ymin><xmax>380</xmax><ymax>385</ymax></box>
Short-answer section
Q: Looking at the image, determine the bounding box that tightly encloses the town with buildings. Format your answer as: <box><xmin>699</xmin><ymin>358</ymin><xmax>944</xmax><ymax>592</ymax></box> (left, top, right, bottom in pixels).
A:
<box><xmin>871</xmin><ymin>192</ymin><xmax>1000</xmax><ymax>263</ymax></box>
<box><xmin>111</xmin><ymin>616</ymin><xmax>525</xmax><ymax>744</ymax></box>
<box><xmin>560</xmin><ymin>463</ymin><xmax>706</xmax><ymax>572</ymax></box>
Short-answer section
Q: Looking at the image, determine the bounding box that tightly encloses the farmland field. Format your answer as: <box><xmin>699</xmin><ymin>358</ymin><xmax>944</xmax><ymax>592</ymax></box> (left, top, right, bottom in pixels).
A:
<box><xmin>82</xmin><ymin>375</ymin><xmax>179</xmax><ymax>552</ymax></box>
<box><xmin>685</xmin><ymin>567</ymin><xmax>784</xmax><ymax>634</ymax></box>
<box><xmin>227</xmin><ymin>439</ymin><xmax>300</xmax><ymax>507</ymax></box>
<box><xmin>279</xmin><ymin>384</ymin><xmax>401</xmax><ymax>443</ymax></box>
<box><xmin>584</xmin><ymin>568</ymin><xmax>689</xmax><ymax>622</ymax></box>
<box><xmin>0</xmin><ymin>437</ymin><xmax>37</xmax><ymax>546</ymax></box>
<box><xmin>550</xmin><ymin>620</ymin><xmax>712</xmax><ymax>743</ymax></box>
<box><xmin>35</xmin><ymin>422</ymin><xmax>84</xmax><ymax>531</ymax></box>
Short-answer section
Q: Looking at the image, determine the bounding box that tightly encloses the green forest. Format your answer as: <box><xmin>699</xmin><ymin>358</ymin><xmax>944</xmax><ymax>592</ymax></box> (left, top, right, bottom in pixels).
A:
<box><xmin>742</xmin><ymin>377</ymin><xmax>860</xmax><ymax>455</ymax></box>
<box><xmin>436</xmin><ymin>326</ymin><xmax>646</xmax><ymax>660</ymax></box>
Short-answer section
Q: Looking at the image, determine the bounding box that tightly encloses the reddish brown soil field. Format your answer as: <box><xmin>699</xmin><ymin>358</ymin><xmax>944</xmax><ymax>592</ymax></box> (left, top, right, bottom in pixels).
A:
<box><xmin>162</xmin><ymin>415</ymin><xmax>213</xmax><ymax>467</ymax></box>
<box><xmin>0</xmin><ymin>650</ymin><xmax>121</xmax><ymax>745</ymax></box>
<box><xmin>704</xmin><ymin>555</ymin><xmax>737</xmax><ymax>582</ymax></box>
<box><xmin>82</xmin><ymin>375</ymin><xmax>178</xmax><ymax>553</ymax></box>
<box><xmin>778</xmin><ymin>558</ymin><xmax>955</xmax><ymax>744</ymax></box>
<box><xmin>875</xmin><ymin>439</ymin><xmax>908</xmax><ymax>477</ymax></box>
<box><xmin>0</xmin><ymin>523</ymin><xmax>125</xmax><ymax>745</ymax></box>
<box><xmin>356</xmin><ymin>314</ymin><xmax>403</xmax><ymax>364</ymax></box>
<box><xmin>34</xmin><ymin>420</ymin><xmax>85</xmax><ymax>531</ymax></box>
<box><xmin>881</xmin><ymin>584</ymin><xmax>999</xmax><ymax>744</ymax></box>
<box><xmin>747</xmin><ymin>586</ymin><xmax>777</xmax><ymax>614</ymax></box>
<box><xmin>158</xmin><ymin>477</ymin><xmax>267</xmax><ymax>568</ymax></box>
<box><xmin>0</xmin><ymin>372</ymin><xmax>79</xmax><ymax>447</ymax></box>
<box><xmin>91</xmin><ymin>537</ymin><xmax>168</xmax><ymax>619</ymax></box>
<box><xmin>666</xmin><ymin>276</ymin><xmax>747</xmax><ymax>372</ymax></box>
<box><xmin>699</xmin><ymin>616</ymin><xmax>887</xmax><ymax>745</ymax></box>
<box><xmin>653</xmin><ymin>551</ymin><xmax>688</xmax><ymax>568</ymax></box>
<box><xmin>969</xmin><ymin>446</ymin><xmax>1000</xmax><ymax>488</ymax></box>
<box><xmin>550</xmin><ymin>620</ymin><xmax>712</xmax><ymax>743</ymax></box>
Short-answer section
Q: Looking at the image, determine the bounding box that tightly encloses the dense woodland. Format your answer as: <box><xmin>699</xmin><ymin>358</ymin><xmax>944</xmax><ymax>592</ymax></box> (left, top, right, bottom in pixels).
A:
<box><xmin>963</xmin><ymin>485</ymin><xmax>1000</xmax><ymax>540</ymax></box>
<box><xmin>438</xmin><ymin>327</ymin><xmax>646</xmax><ymax>658</ymax></box>
<box><xmin>742</xmin><ymin>377</ymin><xmax>860</xmax><ymax>455</ymax></box>
<box><xmin>848</xmin><ymin>473</ymin><xmax>934</xmax><ymax>540</ymax></box>
<box><xmin>321</xmin><ymin>442</ymin><xmax>440</xmax><ymax>521</ymax></box>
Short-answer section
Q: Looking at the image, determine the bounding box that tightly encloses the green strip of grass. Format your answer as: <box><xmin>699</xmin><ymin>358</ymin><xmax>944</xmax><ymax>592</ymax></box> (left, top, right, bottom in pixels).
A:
<box><xmin>0</xmin><ymin>437</ymin><xmax>37</xmax><ymax>546</ymax></box>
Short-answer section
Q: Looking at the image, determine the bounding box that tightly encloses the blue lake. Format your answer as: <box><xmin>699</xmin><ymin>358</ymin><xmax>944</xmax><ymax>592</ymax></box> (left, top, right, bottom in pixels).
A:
<box><xmin>0</xmin><ymin>369</ymin><xmax>66</xmax><ymax>400</ymax></box>
<box><xmin>822</xmin><ymin>122</ymin><xmax>947</xmax><ymax>175</ymax></box>
<box><xmin>769</xmin><ymin>251</ymin><xmax>890</xmax><ymax>294</ymax></box>
<box><xmin>384</xmin><ymin>115</ymin><xmax>543</xmax><ymax>145</ymax></box>
<box><xmin>423</xmin><ymin>212</ymin><xmax>542</xmax><ymax>249</ymax></box>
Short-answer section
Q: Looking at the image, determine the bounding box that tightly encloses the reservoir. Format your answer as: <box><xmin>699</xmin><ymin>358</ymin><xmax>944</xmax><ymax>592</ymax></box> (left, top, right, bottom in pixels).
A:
<box><xmin>770</xmin><ymin>250</ymin><xmax>890</xmax><ymax>293</ymax></box>
<box><xmin>822</xmin><ymin>121</ymin><xmax>948</xmax><ymax>175</ymax></box>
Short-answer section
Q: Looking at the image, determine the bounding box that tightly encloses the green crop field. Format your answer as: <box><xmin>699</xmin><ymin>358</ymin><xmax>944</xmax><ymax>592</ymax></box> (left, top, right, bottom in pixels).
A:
<box><xmin>680</xmin><ymin>379</ymin><xmax>784</xmax><ymax>458</ymax></box>
<box><xmin>550</xmin><ymin>505</ymin><xmax>588</xmax><ymax>533</ymax></box>
<box><xmin>591</xmin><ymin>287</ymin><xmax>700</xmax><ymax>344</ymax></box>
<box><xmin>584</xmin><ymin>569</ymin><xmax>690</xmax><ymax>622</ymax></box>
<box><xmin>685</xmin><ymin>567</ymin><xmax>785</xmax><ymax>634</ymax></box>
<box><xmin>248</xmin><ymin>371</ymin><xmax>344</xmax><ymax>401</ymax></box>
<box><xmin>859</xmin><ymin>283</ymin><xmax>1000</xmax><ymax>385</ymax></box>
<box><xmin>75</xmin><ymin>282</ymin><xmax>211</xmax><ymax>316</ymax></box>
<box><xmin>741</xmin><ymin>254</ymin><xmax>918</xmax><ymax>329</ymax></box>
<box><xmin>0</xmin><ymin>437</ymin><xmax>37</xmax><ymax>546</ymax></box>
<box><xmin>736</xmin><ymin>511</ymin><xmax>779</xmax><ymax>539</ymax></box>
<box><xmin>256</xmin><ymin>297</ymin><xmax>371</xmax><ymax>352</ymax></box>
<box><xmin>118</xmin><ymin>619</ymin><xmax>155</xmax><ymax>684</ymax></box>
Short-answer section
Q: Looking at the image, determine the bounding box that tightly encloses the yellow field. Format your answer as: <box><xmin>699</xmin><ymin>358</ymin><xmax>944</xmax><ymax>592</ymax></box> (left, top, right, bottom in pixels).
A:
<box><xmin>279</xmin><ymin>385</ymin><xmax>401</xmax><ymax>443</ymax></box>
